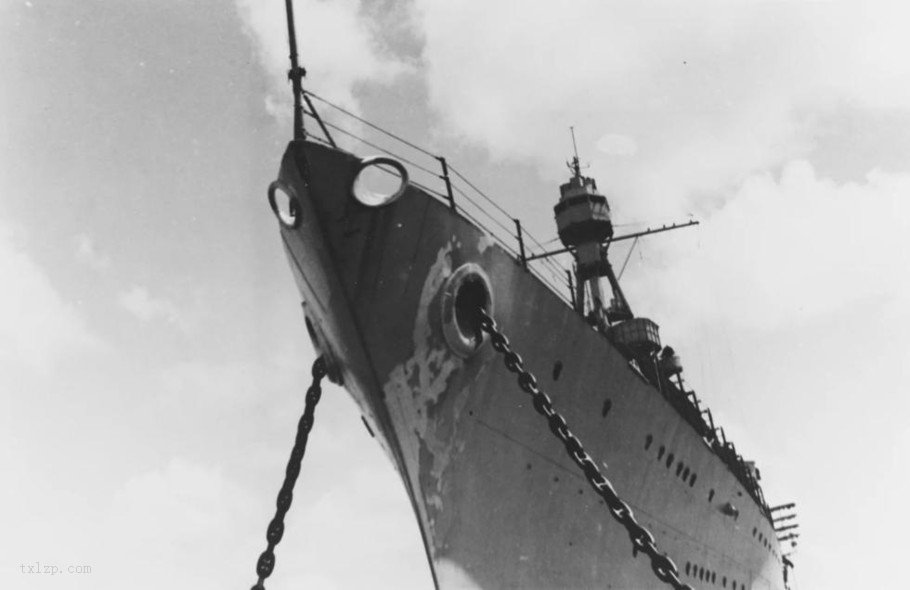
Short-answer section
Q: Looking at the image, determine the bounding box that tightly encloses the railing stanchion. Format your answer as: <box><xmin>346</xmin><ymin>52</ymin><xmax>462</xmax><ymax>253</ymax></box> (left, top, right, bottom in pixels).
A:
<box><xmin>514</xmin><ymin>219</ymin><xmax>528</xmax><ymax>269</ymax></box>
<box><xmin>302</xmin><ymin>93</ymin><xmax>336</xmax><ymax>147</ymax></box>
<box><xmin>438</xmin><ymin>157</ymin><xmax>456</xmax><ymax>211</ymax></box>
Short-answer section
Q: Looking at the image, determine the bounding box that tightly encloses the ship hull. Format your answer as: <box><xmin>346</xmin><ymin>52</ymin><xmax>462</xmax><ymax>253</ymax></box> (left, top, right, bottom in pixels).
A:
<box><xmin>274</xmin><ymin>140</ymin><xmax>786</xmax><ymax>590</ymax></box>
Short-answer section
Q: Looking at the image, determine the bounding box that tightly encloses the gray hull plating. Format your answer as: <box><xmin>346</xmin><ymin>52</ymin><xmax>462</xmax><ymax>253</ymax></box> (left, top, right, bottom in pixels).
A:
<box><xmin>275</xmin><ymin>141</ymin><xmax>786</xmax><ymax>590</ymax></box>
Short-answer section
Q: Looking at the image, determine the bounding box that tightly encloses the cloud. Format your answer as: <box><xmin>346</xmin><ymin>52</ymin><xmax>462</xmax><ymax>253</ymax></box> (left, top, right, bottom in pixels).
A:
<box><xmin>597</xmin><ymin>134</ymin><xmax>638</xmax><ymax>157</ymax></box>
<box><xmin>74</xmin><ymin>233</ymin><xmax>110</xmax><ymax>271</ymax></box>
<box><xmin>411</xmin><ymin>0</ymin><xmax>910</xmax><ymax>219</ymax></box>
<box><xmin>110</xmin><ymin>458</ymin><xmax>247</xmax><ymax>540</ymax></box>
<box><xmin>98</xmin><ymin>458</ymin><xmax>256</xmax><ymax>589</ymax></box>
<box><xmin>0</xmin><ymin>222</ymin><xmax>99</xmax><ymax>369</ymax></box>
<box><xmin>157</xmin><ymin>357</ymin><xmax>298</xmax><ymax>414</ymax></box>
<box><xmin>629</xmin><ymin>160</ymin><xmax>910</xmax><ymax>333</ymax></box>
<box><xmin>118</xmin><ymin>284</ymin><xmax>185</xmax><ymax>327</ymax></box>
<box><xmin>235</xmin><ymin>0</ymin><xmax>410</xmax><ymax>117</ymax></box>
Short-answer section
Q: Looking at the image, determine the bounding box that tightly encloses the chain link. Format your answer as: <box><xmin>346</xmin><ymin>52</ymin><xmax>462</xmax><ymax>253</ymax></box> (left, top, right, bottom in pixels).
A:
<box><xmin>479</xmin><ymin>310</ymin><xmax>695</xmax><ymax>590</ymax></box>
<box><xmin>251</xmin><ymin>356</ymin><xmax>328</xmax><ymax>590</ymax></box>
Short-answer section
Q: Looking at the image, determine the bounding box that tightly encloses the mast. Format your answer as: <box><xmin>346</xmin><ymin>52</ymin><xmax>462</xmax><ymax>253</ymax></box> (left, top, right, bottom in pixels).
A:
<box><xmin>285</xmin><ymin>0</ymin><xmax>305</xmax><ymax>140</ymax></box>
<box><xmin>553</xmin><ymin>128</ymin><xmax>624</xmax><ymax>329</ymax></box>
<box><xmin>569</xmin><ymin>126</ymin><xmax>582</xmax><ymax>179</ymax></box>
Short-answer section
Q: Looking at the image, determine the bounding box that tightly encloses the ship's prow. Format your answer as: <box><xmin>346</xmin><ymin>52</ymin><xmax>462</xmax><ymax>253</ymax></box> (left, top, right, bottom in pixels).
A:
<box><xmin>256</xmin><ymin>2</ymin><xmax>798</xmax><ymax>588</ymax></box>
<box><xmin>269</xmin><ymin>138</ymin><xmax>789</xmax><ymax>589</ymax></box>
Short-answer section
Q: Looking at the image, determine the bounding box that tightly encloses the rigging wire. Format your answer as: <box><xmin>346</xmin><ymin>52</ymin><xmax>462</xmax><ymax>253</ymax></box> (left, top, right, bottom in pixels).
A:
<box><xmin>309</xmin><ymin>115</ymin><xmax>444</xmax><ymax>180</ymax></box>
<box><xmin>450</xmin><ymin>185</ymin><xmax>523</xmax><ymax>238</ymax></box>
<box><xmin>617</xmin><ymin>236</ymin><xmax>639</xmax><ymax>281</ymax></box>
<box><xmin>445</xmin><ymin>164</ymin><xmax>569</xmax><ymax>283</ymax></box>
<box><xmin>304</xmin><ymin>90</ymin><xmax>439</xmax><ymax>159</ymax></box>
<box><xmin>446</xmin><ymin>165</ymin><xmax>514</xmax><ymax>221</ymax></box>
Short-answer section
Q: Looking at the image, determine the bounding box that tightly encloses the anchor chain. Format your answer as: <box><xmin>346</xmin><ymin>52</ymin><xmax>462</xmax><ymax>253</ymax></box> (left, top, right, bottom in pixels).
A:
<box><xmin>478</xmin><ymin>310</ymin><xmax>695</xmax><ymax>590</ymax></box>
<box><xmin>251</xmin><ymin>356</ymin><xmax>328</xmax><ymax>590</ymax></box>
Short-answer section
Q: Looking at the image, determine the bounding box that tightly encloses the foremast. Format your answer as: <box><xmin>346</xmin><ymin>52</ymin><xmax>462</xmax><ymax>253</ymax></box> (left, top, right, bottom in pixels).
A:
<box><xmin>554</xmin><ymin>128</ymin><xmax>634</xmax><ymax>331</ymax></box>
<box><xmin>284</xmin><ymin>0</ymin><xmax>305</xmax><ymax>140</ymax></box>
<box><xmin>552</xmin><ymin>130</ymin><xmax>662</xmax><ymax>375</ymax></box>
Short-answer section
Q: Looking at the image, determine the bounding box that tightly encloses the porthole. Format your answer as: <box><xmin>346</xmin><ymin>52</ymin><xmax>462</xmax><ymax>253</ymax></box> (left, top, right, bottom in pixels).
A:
<box><xmin>685</xmin><ymin>562</ymin><xmax>690</xmax><ymax>575</ymax></box>
<box><xmin>666</xmin><ymin>453</ymin><xmax>674</xmax><ymax>468</ymax></box>
<box><xmin>351</xmin><ymin>156</ymin><xmax>409</xmax><ymax>207</ymax></box>
<box><xmin>601</xmin><ymin>398</ymin><xmax>612</xmax><ymax>418</ymax></box>
<box><xmin>708</xmin><ymin>489</ymin><xmax>715</xmax><ymax>502</ymax></box>
<box><xmin>676</xmin><ymin>462</ymin><xmax>684</xmax><ymax>477</ymax></box>
<box><xmin>689</xmin><ymin>473</ymin><xmax>697</xmax><ymax>487</ymax></box>
<box><xmin>267</xmin><ymin>180</ymin><xmax>301</xmax><ymax>229</ymax></box>
<box><xmin>645</xmin><ymin>434</ymin><xmax>653</xmax><ymax>450</ymax></box>
<box><xmin>712</xmin><ymin>572</ymin><xmax>716</xmax><ymax>583</ymax></box>
<box><xmin>683</xmin><ymin>466</ymin><xmax>690</xmax><ymax>480</ymax></box>
<box><xmin>723</xmin><ymin>576</ymin><xmax>727</xmax><ymax>587</ymax></box>
<box><xmin>552</xmin><ymin>360</ymin><xmax>564</xmax><ymax>380</ymax></box>
<box><xmin>658</xmin><ymin>445</ymin><xmax>665</xmax><ymax>460</ymax></box>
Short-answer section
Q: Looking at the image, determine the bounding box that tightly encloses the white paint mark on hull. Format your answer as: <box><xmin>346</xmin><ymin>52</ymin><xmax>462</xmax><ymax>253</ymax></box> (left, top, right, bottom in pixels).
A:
<box><xmin>435</xmin><ymin>558</ymin><xmax>483</xmax><ymax>590</ymax></box>
<box><xmin>382</xmin><ymin>237</ymin><xmax>467</xmax><ymax>551</ymax></box>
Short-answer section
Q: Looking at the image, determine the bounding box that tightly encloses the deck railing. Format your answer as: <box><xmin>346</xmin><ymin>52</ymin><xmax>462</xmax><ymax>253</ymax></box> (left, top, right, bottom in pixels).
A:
<box><xmin>301</xmin><ymin>90</ymin><xmax>575</xmax><ymax>308</ymax></box>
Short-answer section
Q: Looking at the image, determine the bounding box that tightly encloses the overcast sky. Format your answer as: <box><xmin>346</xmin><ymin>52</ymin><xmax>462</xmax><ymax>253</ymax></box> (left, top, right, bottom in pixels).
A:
<box><xmin>2</xmin><ymin>1</ymin><xmax>908</xmax><ymax>589</ymax></box>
